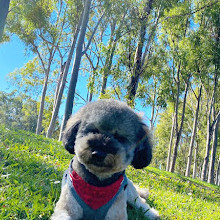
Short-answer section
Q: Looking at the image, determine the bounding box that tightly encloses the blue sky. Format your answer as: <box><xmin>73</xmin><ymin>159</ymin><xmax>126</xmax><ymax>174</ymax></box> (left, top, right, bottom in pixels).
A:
<box><xmin>0</xmin><ymin>35</ymin><xmax>32</xmax><ymax>91</ymax></box>
<box><xmin>0</xmin><ymin>35</ymin><xmax>152</xmax><ymax>126</ymax></box>
<box><xmin>0</xmin><ymin>35</ymin><xmax>90</xmax><ymax>118</ymax></box>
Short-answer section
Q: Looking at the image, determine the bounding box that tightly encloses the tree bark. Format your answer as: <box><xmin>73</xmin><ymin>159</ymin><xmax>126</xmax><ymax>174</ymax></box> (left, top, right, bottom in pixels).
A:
<box><xmin>36</xmin><ymin>48</ymin><xmax>55</xmax><ymax>135</ymax></box>
<box><xmin>204</xmin><ymin>13</ymin><xmax>219</xmax><ymax>182</ymax></box>
<box><xmin>201</xmin><ymin>73</ymin><xmax>218</xmax><ymax>181</ymax></box>
<box><xmin>166</xmin><ymin>113</ymin><xmax>175</xmax><ymax>171</ymax></box>
<box><xmin>46</xmin><ymin>11</ymin><xmax>83</xmax><ymax>138</ymax></box>
<box><xmin>216</xmin><ymin>155</ymin><xmax>220</xmax><ymax>186</ymax></box>
<box><xmin>185</xmin><ymin>86</ymin><xmax>202</xmax><ymax>177</ymax></box>
<box><xmin>0</xmin><ymin>0</ymin><xmax>10</xmax><ymax>41</ymax></box>
<box><xmin>100</xmin><ymin>14</ymin><xmax>125</xmax><ymax>96</ymax></box>
<box><xmin>126</xmin><ymin>0</ymin><xmax>154</xmax><ymax>107</ymax></box>
<box><xmin>36</xmin><ymin>69</ymin><xmax>50</xmax><ymax>134</ymax></box>
<box><xmin>208</xmin><ymin>112</ymin><xmax>220</xmax><ymax>183</ymax></box>
<box><xmin>168</xmin><ymin>63</ymin><xmax>180</xmax><ymax>171</ymax></box>
<box><xmin>170</xmin><ymin>75</ymin><xmax>190</xmax><ymax>172</ymax></box>
<box><xmin>192</xmin><ymin>140</ymin><xmax>199</xmax><ymax>179</ymax></box>
<box><xmin>59</xmin><ymin>0</ymin><xmax>92</xmax><ymax>141</ymax></box>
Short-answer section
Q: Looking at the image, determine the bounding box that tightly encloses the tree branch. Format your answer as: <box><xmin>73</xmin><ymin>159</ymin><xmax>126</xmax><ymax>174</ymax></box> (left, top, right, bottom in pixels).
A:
<box><xmin>82</xmin><ymin>11</ymin><xmax>105</xmax><ymax>55</ymax></box>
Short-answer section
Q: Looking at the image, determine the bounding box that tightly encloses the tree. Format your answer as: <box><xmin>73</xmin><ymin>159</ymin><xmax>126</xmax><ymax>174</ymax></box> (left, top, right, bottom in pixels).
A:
<box><xmin>6</xmin><ymin>0</ymin><xmax>65</xmax><ymax>135</ymax></box>
<box><xmin>0</xmin><ymin>0</ymin><xmax>10</xmax><ymax>41</ymax></box>
<box><xmin>0</xmin><ymin>91</ymin><xmax>38</xmax><ymax>132</ymax></box>
<box><xmin>185</xmin><ymin>86</ymin><xmax>202</xmax><ymax>177</ymax></box>
<box><xmin>200</xmin><ymin>0</ymin><xmax>220</xmax><ymax>181</ymax></box>
<box><xmin>59</xmin><ymin>0</ymin><xmax>93</xmax><ymax>140</ymax></box>
<box><xmin>126</xmin><ymin>0</ymin><xmax>154</xmax><ymax>107</ymax></box>
<box><xmin>208</xmin><ymin>113</ymin><xmax>220</xmax><ymax>183</ymax></box>
<box><xmin>46</xmin><ymin>8</ymin><xmax>84</xmax><ymax>138</ymax></box>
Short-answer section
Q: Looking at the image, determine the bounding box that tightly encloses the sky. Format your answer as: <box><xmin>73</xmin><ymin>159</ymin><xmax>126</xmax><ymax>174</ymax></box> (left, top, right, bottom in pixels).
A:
<box><xmin>0</xmin><ymin>35</ymin><xmax>90</xmax><ymax>118</ymax></box>
<box><xmin>0</xmin><ymin>35</ymin><xmax>152</xmax><ymax>126</ymax></box>
<box><xmin>0</xmin><ymin>36</ymin><xmax>30</xmax><ymax>91</ymax></box>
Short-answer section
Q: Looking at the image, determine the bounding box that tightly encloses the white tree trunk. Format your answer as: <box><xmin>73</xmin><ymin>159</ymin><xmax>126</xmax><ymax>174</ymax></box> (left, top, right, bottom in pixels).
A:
<box><xmin>59</xmin><ymin>0</ymin><xmax>92</xmax><ymax>141</ymax></box>
<box><xmin>185</xmin><ymin>86</ymin><xmax>202</xmax><ymax>177</ymax></box>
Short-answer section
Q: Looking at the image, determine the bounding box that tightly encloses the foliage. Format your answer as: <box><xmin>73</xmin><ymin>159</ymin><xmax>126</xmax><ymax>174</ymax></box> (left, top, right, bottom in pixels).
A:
<box><xmin>1</xmin><ymin>126</ymin><xmax>220</xmax><ymax>219</ymax></box>
<box><xmin>0</xmin><ymin>91</ymin><xmax>60</xmax><ymax>138</ymax></box>
<box><xmin>0</xmin><ymin>91</ymin><xmax>38</xmax><ymax>132</ymax></box>
<box><xmin>2</xmin><ymin>0</ymin><xmax>220</xmax><ymax>183</ymax></box>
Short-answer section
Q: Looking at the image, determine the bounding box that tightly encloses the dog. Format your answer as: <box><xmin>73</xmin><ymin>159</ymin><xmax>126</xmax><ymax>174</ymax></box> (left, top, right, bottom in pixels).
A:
<box><xmin>51</xmin><ymin>99</ymin><xmax>159</xmax><ymax>220</ymax></box>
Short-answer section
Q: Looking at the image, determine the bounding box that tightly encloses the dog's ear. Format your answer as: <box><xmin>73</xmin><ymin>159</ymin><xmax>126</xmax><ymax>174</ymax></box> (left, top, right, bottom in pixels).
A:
<box><xmin>131</xmin><ymin>123</ymin><xmax>152</xmax><ymax>169</ymax></box>
<box><xmin>62</xmin><ymin>117</ymin><xmax>81</xmax><ymax>154</ymax></box>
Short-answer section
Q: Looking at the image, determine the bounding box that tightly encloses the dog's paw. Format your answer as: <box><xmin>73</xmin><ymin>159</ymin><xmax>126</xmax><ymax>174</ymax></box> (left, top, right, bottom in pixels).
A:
<box><xmin>144</xmin><ymin>208</ymin><xmax>160</xmax><ymax>220</ymax></box>
<box><xmin>51</xmin><ymin>212</ymin><xmax>72</xmax><ymax>220</ymax></box>
<box><xmin>137</xmin><ymin>187</ymin><xmax>149</xmax><ymax>200</ymax></box>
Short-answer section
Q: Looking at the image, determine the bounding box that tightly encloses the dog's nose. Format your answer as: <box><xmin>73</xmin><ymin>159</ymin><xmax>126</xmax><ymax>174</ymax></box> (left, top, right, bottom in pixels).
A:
<box><xmin>92</xmin><ymin>150</ymin><xmax>107</xmax><ymax>161</ymax></box>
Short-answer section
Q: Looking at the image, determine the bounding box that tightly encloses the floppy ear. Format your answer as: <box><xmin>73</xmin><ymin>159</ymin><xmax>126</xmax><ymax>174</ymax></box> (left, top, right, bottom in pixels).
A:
<box><xmin>131</xmin><ymin>124</ymin><xmax>152</xmax><ymax>169</ymax></box>
<box><xmin>62</xmin><ymin>117</ymin><xmax>81</xmax><ymax>154</ymax></box>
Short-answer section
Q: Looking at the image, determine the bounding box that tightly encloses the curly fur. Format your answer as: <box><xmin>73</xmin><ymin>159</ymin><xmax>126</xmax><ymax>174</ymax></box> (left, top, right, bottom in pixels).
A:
<box><xmin>51</xmin><ymin>99</ymin><xmax>159</xmax><ymax>220</ymax></box>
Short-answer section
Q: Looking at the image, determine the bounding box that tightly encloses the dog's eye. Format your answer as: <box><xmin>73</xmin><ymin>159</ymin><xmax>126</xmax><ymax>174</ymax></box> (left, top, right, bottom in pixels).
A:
<box><xmin>114</xmin><ymin>133</ymin><xmax>127</xmax><ymax>143</ymax></box>
<box><xmin>89</xmin><ymin>128</ymin><xmax>99</xmax><ymax>134</ymax></box>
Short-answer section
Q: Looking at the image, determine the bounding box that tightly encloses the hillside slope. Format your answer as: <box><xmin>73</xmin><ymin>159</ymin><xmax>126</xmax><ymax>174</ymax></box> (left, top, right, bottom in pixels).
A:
<box><xmin>0</xmin><ymin>126</ymin><xmax>220</xmax><ymax>220</ymax></box>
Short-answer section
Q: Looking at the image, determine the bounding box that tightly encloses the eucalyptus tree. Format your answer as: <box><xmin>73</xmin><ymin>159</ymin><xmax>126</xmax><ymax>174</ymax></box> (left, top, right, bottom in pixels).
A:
<box><xmin>0</xmin><ymin>91</ymin><xmax>38</xmax><ymax>132</ymax></box>
<box><xmin>158</xmin><ymin>0</ymin><xmax>192</xmax><ymax>172</ymax></box>
<box><xmin>82</xmin><ymin>0</ymin><xmax>135</xmax><ymax>100</ymax></box>
<box><xmin>193</xmin><ymin>0</ymin><xmax>220</xmax><ymax>182</ymax></box>
<box><xmin>46</xmin><ymin>3</ymin><xmax>84</xmax><ymax>138</ymax></box>
<box><xmin>59</xmin><ymin>0</ymin><xmax>105</xmax><ymax>140</ymax></box>
<box><xmin>125</xmin><ymin>0</ymin><xmax>155</xmax><ymax>107</ymax></box>
<box><xmin>0</xmin><ymin>0</ymin><xmax>10</xmax><ymax>41</ymax></box>
<box><xmin>5</xmin><ymin>0</ymin><xmax>74</xmax><ymax>135</ymax></box>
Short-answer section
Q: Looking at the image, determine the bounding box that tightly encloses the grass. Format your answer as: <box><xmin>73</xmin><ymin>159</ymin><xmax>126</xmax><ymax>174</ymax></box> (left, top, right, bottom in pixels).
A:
<box><xmin>0</xmin><ymin>125</ymin><xmax>220</xmax><ymax>220</ymax></box>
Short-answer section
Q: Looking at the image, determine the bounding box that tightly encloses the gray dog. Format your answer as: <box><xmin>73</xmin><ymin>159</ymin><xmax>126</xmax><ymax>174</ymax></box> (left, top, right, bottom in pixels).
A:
<box><xmin>51</xmin><ymin>99</ymin><xmax>159</xmax><ymax>220</ymax></box>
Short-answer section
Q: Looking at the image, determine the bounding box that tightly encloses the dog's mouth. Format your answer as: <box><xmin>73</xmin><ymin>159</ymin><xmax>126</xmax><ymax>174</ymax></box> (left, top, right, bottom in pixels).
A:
<box><xmin>90</xmin><ymin>160</ymin><xmax>109</xmax><ymax>167</ymax></box>
<box><xmin>88</xmin><ymin>150</ymin><xmax>113</xmax><ymax>168</ymax></box>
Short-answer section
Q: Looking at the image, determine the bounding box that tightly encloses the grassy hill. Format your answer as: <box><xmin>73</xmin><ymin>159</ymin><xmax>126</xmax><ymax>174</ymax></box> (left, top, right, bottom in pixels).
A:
<box><xmin>0</xmin><ymin>125</ymin><xmax>220</xmax><ymax>220</ymax></box>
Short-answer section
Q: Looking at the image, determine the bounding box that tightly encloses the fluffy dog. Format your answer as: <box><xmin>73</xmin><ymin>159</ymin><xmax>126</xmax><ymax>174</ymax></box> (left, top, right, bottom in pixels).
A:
<box><xmin>51</xmin><ymin>99</ymin><xmax>159</xmax><ymax>220</ymax></box>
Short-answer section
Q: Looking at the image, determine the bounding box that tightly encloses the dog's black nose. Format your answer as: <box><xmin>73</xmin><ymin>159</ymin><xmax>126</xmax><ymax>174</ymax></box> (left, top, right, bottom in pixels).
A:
<box><xmin>92</xmin><ymin>150</ymin><xmax>107</xmax><ymax>161</ymax></box>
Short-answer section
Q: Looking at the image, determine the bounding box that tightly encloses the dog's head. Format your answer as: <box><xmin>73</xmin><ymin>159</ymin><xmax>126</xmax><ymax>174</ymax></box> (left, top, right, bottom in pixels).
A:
<box><xmin>63</xmin><ymin>99</ymin><xmax>152</xmax><ymax>178</ymax></box>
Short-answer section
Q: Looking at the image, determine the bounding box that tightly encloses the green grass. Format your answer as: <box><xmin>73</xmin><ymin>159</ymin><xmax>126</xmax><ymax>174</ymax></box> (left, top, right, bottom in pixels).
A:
<box><xmin>0</xmin><ymin>125</ymin><xmax>220</xmax><ymax>220</ymax></box>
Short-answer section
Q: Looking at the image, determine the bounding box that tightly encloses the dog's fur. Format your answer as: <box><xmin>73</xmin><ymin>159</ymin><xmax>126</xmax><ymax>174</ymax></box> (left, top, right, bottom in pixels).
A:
<box><xmin>51</xmin><ymin>99</ymin><xmax>159</xmax><ymax>220</ymax></box>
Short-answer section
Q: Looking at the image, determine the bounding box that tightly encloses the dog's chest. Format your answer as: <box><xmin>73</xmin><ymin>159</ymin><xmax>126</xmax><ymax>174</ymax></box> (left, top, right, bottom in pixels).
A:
<box><xmin>69</xmin><ymin>170</ymin><xmax>125</xmax><ymax>209</ymax></box>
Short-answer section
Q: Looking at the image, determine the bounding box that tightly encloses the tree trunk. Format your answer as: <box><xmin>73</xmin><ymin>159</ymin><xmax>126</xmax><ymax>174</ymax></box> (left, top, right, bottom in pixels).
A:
<box><xmin>59</xmin><ymin>0</ymin><xmax>92</xmax><ymax>141</ymax></box>
<box><xmin>100</xmin><ymin>41</ymin><xmax>117</xmax><ymax>95</ymax></box>
<box><xmin>192</xmin><ymin>140</ymin><xmax>199</xmax><ymax>179</ymax></box>
<box><xmin>36</xmin><ymin>69</ymin><xmax>50</xmax><ymax>134</ymax></box>
<box><xmin>100</xmin><ymin>14</ymin><xmax>125</xmax><ymax>96</ymax></box>
<box><xmin>166</xmin><ymin>113</ymin><xmax>175</xmax><ymax>171</ymax></box>
<box><xmin>126</xmin><ymin>0</ymin><xmax>153</xmax><ymax>107</ymax></box>
<box><xmin>208</xmin><ymin>113</ymin><xmax>220</xmax><ymax>183</ymax></box>
<box><xmin>0</xmin><ymin>0</ymin><xmax>10</xmax><ymax>41</ymax></box>
<box><xmin>53</xmin><ymin>63</ymin><xmax>65</xmax><ymax>109</ymax></box>
<box><xmin>201</xmin><ymin>73</ymin><xmax>218</xmax><ymax>181</ymax></box>
<box><xmin>46</xmin><ymin>11</ymin><xmax>83</xmax><ymax>138</ymax></box>
<box><xmin>204</xmin><ymin>14</ymin><xmax>219</xmax><ymax>182</ymax></box>
<box><xmin>170</xmin><ymin>75</ymin><xmax>190</xmax><ymax>172</ymax></box>
<box><xmin>185</xmin><ymin>86</ymin><xmax>202</xmax><ymax>177</ymax></box>
<box><xmin>216</xmin><ymin>155</ymin><xmax>220</xmax><ymax>186</ymax></box>
<box><xmin>168</xmin><ymin>63</ymin><xmax>180</xmax><ymax>171</ymax></box>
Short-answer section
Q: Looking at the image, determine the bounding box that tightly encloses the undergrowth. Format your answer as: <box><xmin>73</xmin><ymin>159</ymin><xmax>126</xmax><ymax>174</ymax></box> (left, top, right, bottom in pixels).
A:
<box><xmin>0</xmin><ymin>125</ymin><xmax>219</xmax><ymax>219</ymax></box>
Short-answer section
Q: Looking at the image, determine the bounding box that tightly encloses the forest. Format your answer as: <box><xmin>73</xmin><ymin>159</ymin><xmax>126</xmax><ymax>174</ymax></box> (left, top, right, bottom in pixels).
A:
<box><xmin>0</xmin><ymin>0</ymin><xmax>219</xmax><ymax>186</ymax></box>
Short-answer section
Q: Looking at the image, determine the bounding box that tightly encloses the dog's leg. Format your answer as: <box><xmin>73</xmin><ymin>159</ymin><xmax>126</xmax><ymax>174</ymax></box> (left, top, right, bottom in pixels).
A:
<box><xmin>105</xmin><ymin>190</ymin><xmax>128</xmax><ymax>220</ymax></box>
<box><xmin>127</xmin><ymin>179</ymin><xmax>159</xmax><ymax>220</ymax></box>
<box><xmin>51</xmin><ymin>210</ymin><xmax>72</xmax><ymax>220</ymax></box>
<box><xmin>51</xmin><ymin>184</ymin><xmax>83</xmax><ymax>220</ymax></box>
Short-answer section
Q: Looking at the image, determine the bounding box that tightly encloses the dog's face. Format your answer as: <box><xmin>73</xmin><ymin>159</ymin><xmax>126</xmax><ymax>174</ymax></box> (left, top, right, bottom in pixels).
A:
<box><xmin>63</xmin><ymin>99</ymin><xmax>152</xmax><ymax>179</ymax></box>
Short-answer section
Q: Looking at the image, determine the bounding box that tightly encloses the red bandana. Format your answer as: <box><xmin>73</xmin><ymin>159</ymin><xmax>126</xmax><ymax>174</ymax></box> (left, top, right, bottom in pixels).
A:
<box><xmin>69</xmin><ymin>170</ymin><xmax>124</xmax><ymax>210</ymax></box>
